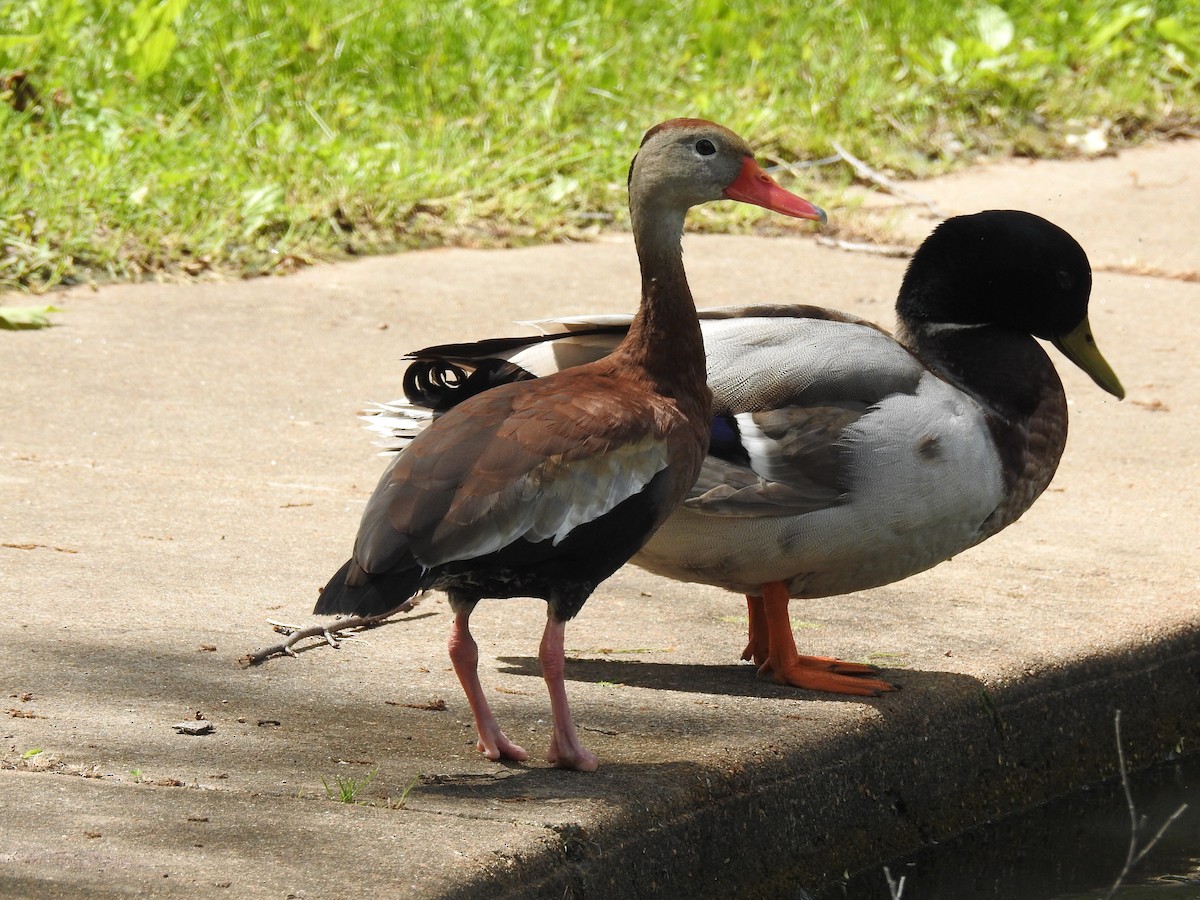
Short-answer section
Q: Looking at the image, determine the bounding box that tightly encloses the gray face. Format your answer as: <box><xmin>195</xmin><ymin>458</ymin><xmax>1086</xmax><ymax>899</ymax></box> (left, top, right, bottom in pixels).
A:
<box><xmin>628</xmin><ymin>121</ymin><xmax>752</xmax><ymax>212</ymax></box>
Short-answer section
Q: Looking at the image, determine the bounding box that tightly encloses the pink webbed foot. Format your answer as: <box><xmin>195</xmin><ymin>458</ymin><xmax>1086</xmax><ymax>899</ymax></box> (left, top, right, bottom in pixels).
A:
<box><xmin>547</xmin><ymin>729</ymin><xmax>599</xmax><ymax>772</ymax></box>
<box><xmin>474</xmin><ymin>722</ymin><xmax>529</xmax><ymax>763</ymax></box>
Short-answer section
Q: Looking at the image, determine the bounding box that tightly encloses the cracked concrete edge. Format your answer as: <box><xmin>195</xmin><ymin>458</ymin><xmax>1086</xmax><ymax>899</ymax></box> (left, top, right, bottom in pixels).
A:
<box><xmin>439</xmin><ymin>628</ymin><xmax>1200</xmax><ymax>898</ymax></box>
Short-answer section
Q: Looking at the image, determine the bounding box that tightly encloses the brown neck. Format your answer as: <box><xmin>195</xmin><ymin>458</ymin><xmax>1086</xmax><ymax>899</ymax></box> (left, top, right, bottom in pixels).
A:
<box><xmin>614</xmin><ymin>205</ymin><xmax>708</xmax><ymax>399</ymax></box>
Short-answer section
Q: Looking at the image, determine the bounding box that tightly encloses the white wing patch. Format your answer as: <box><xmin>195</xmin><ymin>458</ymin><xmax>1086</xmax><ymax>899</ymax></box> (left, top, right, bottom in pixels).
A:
<box><xmin>732</xmin><ymin>413</ymin><xmax>796</xmax><ymax>486</ymax></box>
<box><xmin>420</xmin><ymin>437</ymin><xmax>670</xmax><ymax>568</ymax></box>
<box><xmin>513</xmin><ymin>334</ymin><xmax>618</xmax><ymax>377</ymax></box>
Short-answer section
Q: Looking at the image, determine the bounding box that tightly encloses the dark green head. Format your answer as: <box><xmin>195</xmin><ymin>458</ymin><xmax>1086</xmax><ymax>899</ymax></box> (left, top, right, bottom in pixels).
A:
<box><xmin>897</xmin><ymin>210</ymin><xmax>1123</xmax><ymax>398</ymax></box>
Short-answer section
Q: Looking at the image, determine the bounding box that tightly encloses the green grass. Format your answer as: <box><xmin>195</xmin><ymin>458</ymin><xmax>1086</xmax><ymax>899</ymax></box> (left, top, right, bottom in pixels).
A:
<box><xmin>388</xmin><ymin>775</ymin><xmax>420</xmax><ymax>810</ymax></box>
<box><xmin>2</xmin><ymin>0</ymin><xmax>1198</xmax><ymax>292</ymax></box>
<box><xmin>0</xmin><ymin>303</ymin><xmax>60</xmax><ymax>328</ymax></box>
<box><xmin>321</xmin><ymin>769</ymin><xmax>375</xmax><ymax>804</ymax></box>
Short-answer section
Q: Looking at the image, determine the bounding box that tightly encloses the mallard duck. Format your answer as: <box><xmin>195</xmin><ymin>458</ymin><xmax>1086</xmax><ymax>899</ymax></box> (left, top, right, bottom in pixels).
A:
<box><xmin>370</xmin><ymin>210</ymin><xmax>1124</xmax><ymax>699</ymax></box>
<box><xmin>314</xmin><ymin>119</ymin><xmax>827</xmax><ymax>771</ymax></box>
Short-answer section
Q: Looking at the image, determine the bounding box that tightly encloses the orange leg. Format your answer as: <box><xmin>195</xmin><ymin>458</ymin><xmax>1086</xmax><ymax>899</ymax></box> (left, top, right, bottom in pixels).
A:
<box><xmin>741</xmin><ymin>594</ymin><xmax>769</xmax><ymax>666</ymax></box>
<box><xmin>752</xmin><ymin>581</ymin><xmax>896</xmax><ymax>696</ymax></box>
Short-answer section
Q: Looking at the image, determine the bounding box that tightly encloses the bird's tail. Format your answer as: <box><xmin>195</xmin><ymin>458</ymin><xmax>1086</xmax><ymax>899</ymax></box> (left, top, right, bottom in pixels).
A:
<box><xmin>314</xmin><ymin>558</ymin><xmax>424</xmax><ymax>618</ymax></box>
<box><xmin>360</xmin><ymin>325</ymin><xmax>624</xmax><ymax>455</ymax></box>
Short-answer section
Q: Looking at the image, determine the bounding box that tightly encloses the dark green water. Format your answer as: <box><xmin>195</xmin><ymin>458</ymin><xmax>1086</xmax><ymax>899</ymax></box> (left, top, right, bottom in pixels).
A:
<box><xmin>812</xmin><ymin>754</ymin><xmax>1200</xmax><ymax>899</ymax></box>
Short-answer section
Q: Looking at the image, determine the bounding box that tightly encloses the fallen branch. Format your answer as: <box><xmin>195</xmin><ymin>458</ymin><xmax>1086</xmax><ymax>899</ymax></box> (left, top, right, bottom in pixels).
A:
<box><xmin>1101</xmin><ymin>709</ymin><xmax>1188</xmax><ymax>899</ymax></box>
<box><xmin>238</xmin><ymin>601</ymin><xmax>415</xmax><ymax>668</ymax></box>
<box><xmin>883</xmin><ymin>865</ymin><xmax>906</xmax><ymax>900</ymax></box>
<box><xmin>815</xmin><ymin>235</ymin><xmax>913</xmax><ymax>258</ymax></box>
<box><xmin>765</xmin><ymin>153</ymin><xmax>844</xmax><ymax>176</ymax></box>
<box><xmin>831</xmin><ymin>140</ymin><xmax>947</xmax><ymax>219</ymax></box>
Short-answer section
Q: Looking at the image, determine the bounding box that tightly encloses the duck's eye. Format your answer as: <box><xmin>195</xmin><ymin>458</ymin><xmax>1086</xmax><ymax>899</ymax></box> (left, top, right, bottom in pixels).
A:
<box><xmin>1056</xmin><ymin>269</ymin><xmax>1073</xmax><ymax>291</ymax></box>
<box><xmin>695</xmin><ymin>139</ymin><xmax>716</xmax><ymax>156</ymax></box>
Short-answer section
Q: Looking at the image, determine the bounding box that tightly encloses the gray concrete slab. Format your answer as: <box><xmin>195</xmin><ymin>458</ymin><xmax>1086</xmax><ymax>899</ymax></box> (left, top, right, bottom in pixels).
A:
<box><xmin>844</xmin><ymin>137</ymin><xmax>1200</xmax><ymax>276</ymax></box>
<box><xmin>3</xmin><ymin>139</ymin><xmax>1199</xmax><ymax>898</ymax></box>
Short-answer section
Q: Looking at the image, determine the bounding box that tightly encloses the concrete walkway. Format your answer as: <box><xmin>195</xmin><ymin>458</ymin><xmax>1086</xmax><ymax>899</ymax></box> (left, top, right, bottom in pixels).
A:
<box><xmin>3</xmin><ymin>139</ymin><xmax>1198</xmax><ymax>898</ymax></box>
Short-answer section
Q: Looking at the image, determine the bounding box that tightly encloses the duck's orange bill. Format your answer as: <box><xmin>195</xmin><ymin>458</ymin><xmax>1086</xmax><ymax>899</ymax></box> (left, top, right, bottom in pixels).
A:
<box><xmin>723</xmin><ymin>156</ymin><xmax>827</xmax><ymax>224</ymax></box>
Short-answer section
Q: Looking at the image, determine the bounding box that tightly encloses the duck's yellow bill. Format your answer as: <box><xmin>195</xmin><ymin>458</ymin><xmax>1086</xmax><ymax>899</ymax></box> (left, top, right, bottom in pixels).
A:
<box><xmin>1052</xmin><ymin>315</ymin><xmax>1125</xmax><ymax>399</ymax></box>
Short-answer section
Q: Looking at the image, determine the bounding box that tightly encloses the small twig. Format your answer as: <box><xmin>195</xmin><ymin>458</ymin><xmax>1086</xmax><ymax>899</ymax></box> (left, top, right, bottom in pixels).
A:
<box><xmin>1131</xmin><ymin>804</ymin><xmax>1189</xmax><ymax>870</ymax></box>
<box><xmin>831</xmin><ymin>140</ymin><xmax>947</xmax><ymax>219</ymax></box>
<box><xmin>883</xmin><ymin>865</ymin><xmax>906</xmax><ymax>900</ymax></box>
<box><xmin>238</xmin><ymin>602</ymin><xmax>414</xmax><ymax>668</ymax></box>
<box><xmin>266</xmin><ymin>619</ymin><xmax>343</xmax><ymax>648</ymax></box>
<box><xmin>765</xmin><ymin>154</ymin><xmax>844</xmax><ymax>176</ymax></box>
<box><xmin>815</xmin><ymin>235</ymin><xmax>914</xmax><ymax>258</ymax></box>
<box><xmin>1101</xmin><ymin>709</ymin><xmax>1189</xmax><ymax>899</ymax></box>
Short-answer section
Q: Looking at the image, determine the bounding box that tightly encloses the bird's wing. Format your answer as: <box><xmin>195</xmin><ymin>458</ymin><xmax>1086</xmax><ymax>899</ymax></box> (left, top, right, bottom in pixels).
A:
<box><xmin>683</xmin><ymin>316</ymin><xmax>929</xmax><ymax>518</ymax></box>
<box><xmin>688</xmin><ymin>406</ymin><xmax>863</xmax><ymax>516</ymax></box>
<box><xmin>353</xmin><ymin>373</ymin><xmax>687</xmax><ymax>573</ymax></box>
<box><xmin>699</xmin><ymin>314</ymin><xmax>919</xmax><ymax>412</ymax></box>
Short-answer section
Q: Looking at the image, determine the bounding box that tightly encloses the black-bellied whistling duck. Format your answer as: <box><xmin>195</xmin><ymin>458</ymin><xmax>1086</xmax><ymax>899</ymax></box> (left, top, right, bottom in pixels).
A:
<box><xmin>316</xmin><ymin>119</ymin><xmax>827</xmax><ymax>771</ymax></box>
<box><xmin>369</xmin><ymin>211</ymin><xmax>1124</xmax><ymax>698</ymax></box>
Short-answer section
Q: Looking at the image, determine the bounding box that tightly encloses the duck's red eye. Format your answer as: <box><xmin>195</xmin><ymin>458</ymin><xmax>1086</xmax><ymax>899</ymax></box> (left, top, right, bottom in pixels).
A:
<box><xmin>695</xmin><ymin>139</ymin><xmax>716</xmax><ymax>156</ymax></box>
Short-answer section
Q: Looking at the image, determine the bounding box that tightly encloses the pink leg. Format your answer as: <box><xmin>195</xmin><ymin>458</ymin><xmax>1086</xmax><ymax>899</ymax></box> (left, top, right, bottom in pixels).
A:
<box><xmin>447</xmin><ymin>612</ymin><xmax>528</xmax><ymax>762</ymax></box>
<box><xmin>540</xmin><ymin>617</ymin><xmax>598</xmax><ymax>772</ymax></box>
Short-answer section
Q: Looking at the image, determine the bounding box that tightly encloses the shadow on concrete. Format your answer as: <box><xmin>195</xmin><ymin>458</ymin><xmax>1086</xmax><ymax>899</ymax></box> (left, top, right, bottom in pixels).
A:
<box><xmin>497</xmin><ymin>653</ymin><xmax>913</xmax><ymax>701</ymax></box>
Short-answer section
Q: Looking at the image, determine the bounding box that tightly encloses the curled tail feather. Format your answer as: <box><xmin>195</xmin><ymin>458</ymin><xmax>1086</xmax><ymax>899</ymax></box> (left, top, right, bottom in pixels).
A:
<box><xmin>403</xmin><ymin>357</ymin><xmax>535</xmax><ymax>411</ymax></box>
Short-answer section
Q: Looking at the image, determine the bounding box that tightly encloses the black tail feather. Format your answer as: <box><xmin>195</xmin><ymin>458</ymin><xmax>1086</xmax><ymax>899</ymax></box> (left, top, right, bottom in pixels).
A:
<box><xmin>402</xmin><ymin>357</ymin><xmax>535</xmax><ymax>411</ymax></box>
<box><xmin>402</xmin><ymin>326</ymin><xmax>628</xmax><ymax>411</ymax></box>
<box><xmin>314</xmin><ymin>558</ymin><xmax>424</xmax><ymax>618</ymax></box>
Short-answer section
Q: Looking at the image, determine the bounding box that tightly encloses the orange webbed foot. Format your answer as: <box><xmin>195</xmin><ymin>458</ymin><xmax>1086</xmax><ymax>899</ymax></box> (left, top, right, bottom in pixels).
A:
<box><xmin>795</xmin><ymin>653</ymin><xmax>887</xmax><ymax>677</ymax></box>
<box><xmin>758</xmin><ymin>654</ymin><xmax>896</xmax><ymax>696</ymax></box>
<box><xmin>751</xmin><ymin>582</ymin><xmax>897</xmax><ymax>697</ymax></box>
